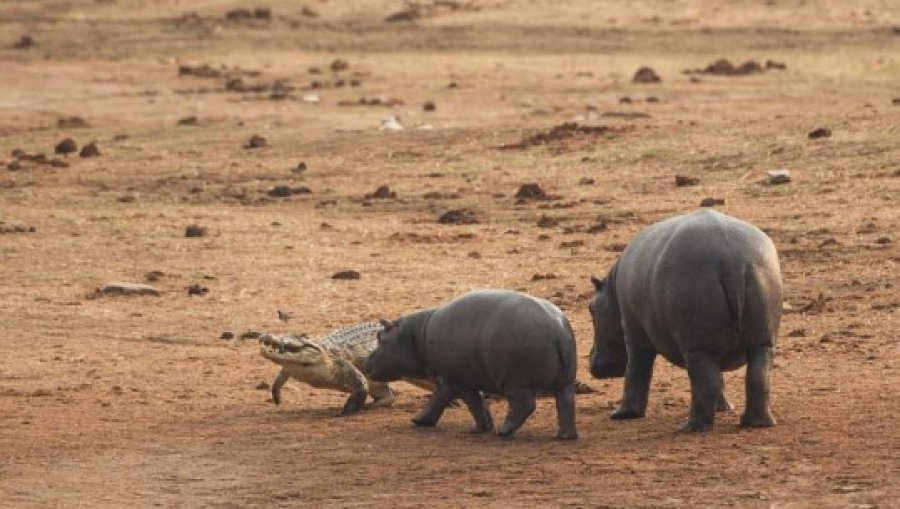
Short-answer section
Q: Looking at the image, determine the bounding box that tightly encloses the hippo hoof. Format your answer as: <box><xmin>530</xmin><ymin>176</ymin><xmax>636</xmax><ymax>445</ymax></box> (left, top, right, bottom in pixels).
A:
<box><xmin>678</xmin><ymin>420</ymin><xmax>713</xmax><ymax>433</ymax></box>
<box><xmin>555</xmin><ymin>430</ymin><xmax>579</xmax><ymax>440</ymax></box>
<box><xmin>411</xmin><ymin>417</ymin><xmax>438</xmax><ymax>427</ymax></box>
<box><xmin>740</xmin><ymin>413</ymin><xmax>776</xmax><ymax>428</ymax></box>
<box><xmin>610</xmin><ymin>407</ymin><xmax>644</xmax><ymax>420</ymax></box>
<box><xmin>716</xmin><ymin>399</ymin><xmax>734</xmax><ymax>412</ymax></box>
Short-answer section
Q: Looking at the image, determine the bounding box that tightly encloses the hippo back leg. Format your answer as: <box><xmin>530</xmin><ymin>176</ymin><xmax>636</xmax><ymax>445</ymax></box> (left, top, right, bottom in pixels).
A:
<box><xmin>740</xmin><ymin>345</ymin><xmax>776</xmax><ymax>427</ymax></box>
<box><xmin>611</xmin><ymin>335</ymin><xmax>656</xmax><ymax>420</ymax></box>
<box><xmin>553</xmin><ymin>383</ymin><xmax>578</xmax><ymax>439</ymax></box>
<box><xmin>716</xmin><ymin>372</ymin><xmax>734</xmax><ymax>412</ymax></box>
<box><xmin>681</xmin><ymin>350</ymin><xmax>722</xmax><ymax>432</ymax></box>
<box><xmin>412</xmin><ymin>381</ymin><xmax>455</xmax><ymax>427</ymax></box>
<box><xmin>497</xmin><ymin>388</ymin><xmax>537</xmax><ymax>437</ymax></box>
<box><xmin>457</xmin><ymin>389</ymin><xmax>494</xmax><ymax>433</ymax></box>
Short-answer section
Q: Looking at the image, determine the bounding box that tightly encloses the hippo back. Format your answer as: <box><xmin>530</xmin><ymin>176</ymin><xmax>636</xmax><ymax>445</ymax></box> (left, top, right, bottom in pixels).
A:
<box><xmin>616</xmin><ymin>210</ymin><xmax>782</xmax><ymax>366</ymax></box>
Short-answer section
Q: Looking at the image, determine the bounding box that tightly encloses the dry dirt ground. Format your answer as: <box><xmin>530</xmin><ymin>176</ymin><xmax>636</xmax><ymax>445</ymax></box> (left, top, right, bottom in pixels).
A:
<box><xmin>1</xmin><ymin>1</ymin><xmax>898</xmax><ymax>507</ymax></box>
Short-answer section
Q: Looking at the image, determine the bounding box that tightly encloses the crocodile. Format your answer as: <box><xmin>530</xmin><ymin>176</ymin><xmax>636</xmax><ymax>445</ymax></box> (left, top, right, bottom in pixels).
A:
<box><xmin>259</xmin><ymin>321</ymin><xmax>434</xmax><ymax>415</ymax></box>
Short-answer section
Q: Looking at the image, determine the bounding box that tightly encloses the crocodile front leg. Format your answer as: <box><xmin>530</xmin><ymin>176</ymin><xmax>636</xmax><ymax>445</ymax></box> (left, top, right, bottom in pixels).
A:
<box><xmin>335</xmin><ymin>358</ymin><xmax>369</xmax><ymax>415</ymax></box>
<box><xmin>271</xmin><ymin>369</ymin><xmax>290</xmax><ymax>406</ymax></box>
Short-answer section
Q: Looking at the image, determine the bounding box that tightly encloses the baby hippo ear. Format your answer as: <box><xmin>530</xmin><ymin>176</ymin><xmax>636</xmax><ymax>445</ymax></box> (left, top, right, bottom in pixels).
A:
<box><xmin>378</xmin><ymin>318</ymin><xmax>397</xmax><ymax>332</ymax></box>
<box><xmin>590</xmin><ymin>275</ymin><xmax>605</xmax><ymax>291</ymax></box>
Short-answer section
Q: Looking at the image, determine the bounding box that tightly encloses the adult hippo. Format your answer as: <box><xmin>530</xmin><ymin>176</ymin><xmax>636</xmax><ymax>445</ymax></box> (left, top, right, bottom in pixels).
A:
<box><xmin>588</xmin><ymin>209</ymin><xmax>782</xmax><ymax>432</ymax></box>
<box><xmin>366</xmin><ymin>290</ymin><xmax>578</xmax><ymax>439</ymax></box>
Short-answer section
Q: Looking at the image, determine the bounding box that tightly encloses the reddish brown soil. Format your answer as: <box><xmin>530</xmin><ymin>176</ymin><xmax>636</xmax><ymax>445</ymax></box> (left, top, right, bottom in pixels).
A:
<box><xmin>1</xmin><ymin>1</ymin><xmax>898</xmax><ymax>507</ymax></box>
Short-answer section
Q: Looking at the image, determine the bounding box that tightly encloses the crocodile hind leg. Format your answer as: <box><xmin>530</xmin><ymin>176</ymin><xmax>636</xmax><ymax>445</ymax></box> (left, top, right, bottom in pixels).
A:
<box><xmin>369</xmin><ymin>382</ymin><xmax>395</xmax><ymax>408</ymax></box>
<box><xmin>271</xmin><ymin>369</ymin><xmax>290</xmax><ymax>406</ymax></box>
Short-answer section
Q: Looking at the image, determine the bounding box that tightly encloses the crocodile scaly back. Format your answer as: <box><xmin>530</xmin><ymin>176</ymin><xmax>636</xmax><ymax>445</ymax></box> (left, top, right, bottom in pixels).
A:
<box><xmin>316</xmin><ymin>321</ymin><xmax>384</xmax><ymax>367</ymax></box>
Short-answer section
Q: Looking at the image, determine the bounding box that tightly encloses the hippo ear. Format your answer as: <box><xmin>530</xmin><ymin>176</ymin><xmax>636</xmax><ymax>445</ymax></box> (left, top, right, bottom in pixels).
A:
<box><xmin>378</xmin><ymin>318</ymin><xmax>396</xmax><ymax>332</ymax></box>
<box><xmin>591</xmin><ymin>275</ymin><xmax>604</xmax><ymax>291</ymax></box>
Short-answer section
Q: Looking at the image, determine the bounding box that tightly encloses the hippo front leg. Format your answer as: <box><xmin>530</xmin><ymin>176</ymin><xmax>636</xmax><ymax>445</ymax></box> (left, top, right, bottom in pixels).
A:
<box><xmin>611</xmin><ymin>343</ymin><xmax>656</xmax><ymax>420</ymax></box>
<box><xmin>271</xmin><ymin>369</ymin><xmax>290</xmax><ymax>406</ymax></box>
<box><xmin>412</xmin><ymin>381</ymin><xmax>455</xmax><ymax>427</ymax></box>
<box><xmin>740</xmin><ymin>346</ymin><xmax>776</xmax><ymax>427</ymax></box>
<box><xmin>497</xmin><ymin>389</ymin><xmax>536</xmax><ymax>438</ymax></box>
<box><xmin>681</xmin><ymin>350</ymin><xmax>722</xmax><ymax>432</ymax></box>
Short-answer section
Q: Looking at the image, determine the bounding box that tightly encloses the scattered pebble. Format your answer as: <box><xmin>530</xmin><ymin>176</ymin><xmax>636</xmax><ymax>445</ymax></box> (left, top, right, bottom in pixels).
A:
<box><xmin>245</xmin><ymin>135</ymin><xmax>267</xmax><ymax>149</ymax></box>
<box><xmin>423</xmin><ymin>101</ymin><xmax>436</xmax><ymax>112</ymax></box>
<box><xmin>302</xmin><ymin>93</ymin><xmax>320</xmax><ymax>104</ymax></box>
<box><xmin>675</xmin><ymin>175</ymin><xmax>700</xmax><ymax>187</ymax></box>
<box><xmin>587</xmin><ymin>222</ymin><xmax>608</xmax><ymax>234</ymax></box>
<box><xmin>145</xmin><ymin>271</ymin><xmax>165</xmax><ymax>282</ymax></box>
<box><xmin>12</xmin><ymin>35</ymin><xmax>33</xmax><ymax>49</ymax></box>
<box><xmin>267</xmin><ymin>185</ymin><xmax>311</xmax><ymax>197</ymax></box>
<box><xmin>531</xmin><ymin>273</ymin><xmax>557</xmax><ymax>281</ymax></box>
<box><xmin>578</xmin><ymin>177</ymin><xmax>595</xmax><ymax>185</ymax></box>
<box><xmin>256</xmin><ymin>381</ymin><xmax>270</xmax><ymax>390</ymax></box>
<box><xmin>57</xmin><ymin>116</ymin><xmax>89</xmax><ymax>128</ymax></box>
<box><xmin>369</xmin><ymin>185</ymin><xmax>397</xmax><ymax>199</ymax></box>
<box><xmin>767</xmin><ymin>169</ymin><xmax>792</xmax><ymax>185</ymax></box>
<box><xmin>332</xmin><ymin>270</ymin><xmax>361</xmax><ymax>280</ymax></box>
<box><xmin>55</xmin><ymin>138</ymin><xmax>78</xmax><ymax>156</ymax></box>
<box><xmin>515</xmin><ymin>183</ymin><xmax>549</xmax><ymax>201</ymax></box>
<box><xmin>292</xmin><ymin>162</ymin><xmax>308</xmax><ymax>174</ymax></box>
<box><xmin>619</xmin><ymin>96</ymin><xmax>633</xmax><ymax>104</ymax></box>
<box><xmin>632</xmin><ymin>67</ymin><xmax>661</xmax><ymax>83</ymax></box>
<box><xmin>220</xmin><ymin>331</ymin><xmax>235</xmax><ymax>340</ymax></box>
<box><xmin>438</xmin><ymin>209</ymin><xmax>479</xmax><ymax>225</ymax></box>
<box><xmin>177</xmin><ymin>116</ymin><xmax>199</xmax><ymax>126</ymax></box>
<box><xmin>96</xmin><ymin>282</ymin><xmax>160</xmax><ymax>297</ymax></box>
<box><xmin>700</xmin><ymin>197</ymin><xmax>725</xmax><ymax>207</ymax></box>
<box><xmin>184</xmin><ymin>225</ymin><xmax>208</xmax><ymax>237</ymax></box>
<box><xmin>808</xmin><ymin>127</ymin><xmax>831</xmax><ymax>139</ymax></box>
<box><xmin>537</xmin><ymin>215</ymin><xmax>560</xmax><ymax>228</ymax></box>
<box><xmin>240</xmin><ymin>331</ymin><xmax>262</xmax><ymax>340</ymax></box>
<box><xmin>79</xmin><ymin>142</ymin><xmax>100</xmax><ymax>158</ymax></box>
<box><xmin>379</xmin><ymin>116</ymin><xmax>403</xmax><ymax>131</ymax></box>
<box><xmin>187</xmin><ymin>284</ymin><xmax>209</xmax><ymax>296</ymax></box>
<box><xmin>330</xmin><ymin>58</ymin><xmax>349</xmax><ymax>72</ymax></box>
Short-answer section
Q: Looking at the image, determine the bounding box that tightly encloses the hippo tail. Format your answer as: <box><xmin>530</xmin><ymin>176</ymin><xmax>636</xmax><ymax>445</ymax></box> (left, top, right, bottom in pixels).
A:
<box><xmin>555</xmin><ymin>320</ymin><xmax>578</xmax><ymax>386</ymax></box>
<box><xmin>722</xmin><ymin>264</ymin><xmax>751</xmax><ymax>334</ymax></box>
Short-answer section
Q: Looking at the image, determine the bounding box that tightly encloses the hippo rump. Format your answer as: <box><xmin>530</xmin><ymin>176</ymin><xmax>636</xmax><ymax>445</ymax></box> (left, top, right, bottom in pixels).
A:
<box><xmin>366</xmin><ymin>290</ymin><xmax>578</xmax><ymax>439</ymax></box>
<box><xmin>588</xmin><ymin>209</ymin><xmax>782</xmax><ymax>432</ymax></box>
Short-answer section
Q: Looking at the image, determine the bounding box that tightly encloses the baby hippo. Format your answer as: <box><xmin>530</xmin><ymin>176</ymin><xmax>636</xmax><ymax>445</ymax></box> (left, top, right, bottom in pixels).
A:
<box><xmin>366</xmin><ymin>290</ymin><xmax>578</xmax><ymax>439</ymax></box>
<box><xmin>589</xmin><ymin>209</ymin><xmax>782</xmax><ymax>432</ymax></box>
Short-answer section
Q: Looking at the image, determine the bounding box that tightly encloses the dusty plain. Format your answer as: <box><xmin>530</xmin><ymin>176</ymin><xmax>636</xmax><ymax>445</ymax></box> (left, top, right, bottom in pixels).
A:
<box><xmin>0</xmin><ymin>0</ymin><xmax>898</xmax><ymax>507</ymax></box>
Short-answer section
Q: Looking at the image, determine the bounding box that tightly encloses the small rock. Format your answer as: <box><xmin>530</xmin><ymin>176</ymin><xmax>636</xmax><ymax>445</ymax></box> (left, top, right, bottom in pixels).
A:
<box><xmin>423</xmin><ymin>101</ymin><xmax>436</xmax><ymax>112</ymax></box>
<box><xmin>145</xmin><ymin>270</ymin><xmax>165</xmax><ymax>282</ymax></box>
<box><xmin>467</xmin><ymin>251</ymin><xmax>481</xmax><ymax>259</ymax></box>
<box><xmin>447</xmin><ymin>81</ymin><xmax>459</xmax><ymax>89</ymax></box>
<box><xmin>700</xmin><ymin>197</ymin><xmax>725</xmax><ymax>207</ymax></box>
<box><xmin>187</xmin><ymin>284</ymin><xmax>208</xmax><ymax>296</ymax></box>
<box><xmin>767</xmin><ymin>169</ymin><xmax>791</xmax><ymax>185</ymax></box>
<box><xmin>253</xmin><ymin>7</ymin><xmax>271</xmax><ymax>19</ymax></box>
<box><xmin>619</xmin><ymin>96</ymin><xmax>633</xmax><ymax>104</ymax></box>
<box><xmin>808</xmin><ymin>127</ymin><xmax>831</xmax><ymax>139</ymax></box>
<box><xmin>55</xmin><ymin>138</ymin><xmax>78</xmax><ymax>156</ymax></box>
<box><xmin>587</xmin><ymin>222</ymin><xmax>608</xmax><ymax>234</ymax></box>
<box><xmin>370</xmin><ymin>185</ymin><xmax>396</xmax><ymax>199</ymax></box>
<box><xmin>220</xmin><ymin>331</ymin><xmax>235</xmax><ymax>340</ymax></box>
<box><xmin>117</xmin><ymin>195</ymin><xmax>136</xmax><ymax>203</ymax></box>
<box><xmin>531</xmin><ymin>273</ymin><xmax>557</xmax><ymax>281</ymax></box>
<box><xmin>79</xmin><ymin>142</ymin><xmax>100</xmax><ymax>158</ymax></box>
<box><xmin>537</xmin><ymin>215</ymin><xmax>560</xmax><ymax>228</ymax></box>
<box><xmin>300</xmin><ymin>6</ymin><xmax>319</xmax><ymax>17</ymax></box>
<box><xmin>177</xmin><ymin>116</ymin><xmax>199</xmax><ymax>126</ymax></box>
<box><xmin>277</xmin><ymin>310</ymin><xmax>294</xmax><ymax>322</ymax></box>
<box><xmin>12</xmin><ymin>35</ymin><xmax>33</xmax><ymax>49</ymax></box>
<box><xmin>332</xmin><ymin>270</ymin><xmax>361</xmax><ymax>280</ymax></box>
<box><xmin>225</xmin><ymin>8</ymin><xmax>252</xmax><ymax>20</ymax></box>
<box><xmin>330</xmin><ymin>58</ymin><xmax>349</xmax><ymax>72</ymax></box>
<box><xmin>96</xmin><ymin>282</ymin><xmax>161</xmax><ymax>297</ymax></box>
<box><xmin>57</xmin><ymin>116</ymin><xmax>89</xmax><ymax>128</ymax></box>
<box><xmin>787</xmin><ymin>328</ymin><xmax>806</xmax><ymax>337</ymax></box>
<box><xmin>385</xmin><ymin>9</ymin><xmax>421</xmax><ymax>22</ymax></box>
<box><xmin>560</xmin><ymin>240</ymin><xmax>583</xmax><ymax>248</ymax></box>
<box><xmin>765</xmin><ymin>60</ymin><xmax>787</xmax><ymax>70</ymax></box>
<box><xmin>184</xmin><ymin>225</ymin><xmax>208</xmax><ymax>237</ymax></box>
<box><xmin>48</xmin><ymin>159</ymin><xmax>69</xmax><ymax>168</ymax></box>
<box><xmin>438</xmin><ymin>209</ymin><xmax>479</xmax><ymax>225</ymax></box>
<box><xmin>632</xmin><ymin>67</ymin><xmax>661</xmax><ymax>83</ymax></box>
<box><xmin>578</xmin><ymin>177</ymin><xmax>595</xmax><ymax>185</ymax></box>
<box><xmin>875</xmin><ymin>236</ymin><xmax>892</xmax><ymax>245</ymax></box>
<box><xmin>893</xmin><ymin>98</ymin><xmax>900</xmax><ymax>105</ymax></box>
<box><xmin>256</xmin><ymin>381</ymin><xmax>270</xmax><ymax>390</ymax></box>
<box><xmin>302</xmin><ymin>93</ymin><xmax>320</xmax><ymax>104</ymax></box>
<box><xmin>7</xmin><ymin>161</ymin><xmax>22</xmax><ymax>171</ymax></box>
<box><xmin>379</xmin><ymin>116</ymin><xmax>403</xmax><ymax>131</ymax></box>
<box><xmin>267</xmin><ymin>185</ymin><xmax>311</xmax><ymax>197</ymax></box>
<box><xmin>515</xmin><ymin>183</ymin><xmax>549</xmax><ymax>201</ymax></box>
<box><xmin>245</xmin><ymin>135</ymin><xmax>267</xmax><ymax>149</ymax></box>
<box><xmin>674</xmin><ymin>175</ymin><xmax>700</xmax><ymax>187</ymax></box>
<box><xmin>292</xmin><ymin>162</ymin><xmax>308</xmax><ymax>174</ymax></box>
<box><xmin>646</xmin><ymin>96</ymin><xmax>660</xmax><ymax>103</ymax></box>
<box><xmin>240</xmin><ymin>331</ymin><xmax>262</xmax><ymax>340</ymax></box>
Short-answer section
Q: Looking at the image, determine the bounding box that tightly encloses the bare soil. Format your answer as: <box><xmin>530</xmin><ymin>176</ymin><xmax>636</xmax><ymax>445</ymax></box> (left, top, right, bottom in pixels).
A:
<box><xmin>1</xmin><ymin>1</ymin><xmax>898</xmax><ymax>507</ymax></box>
